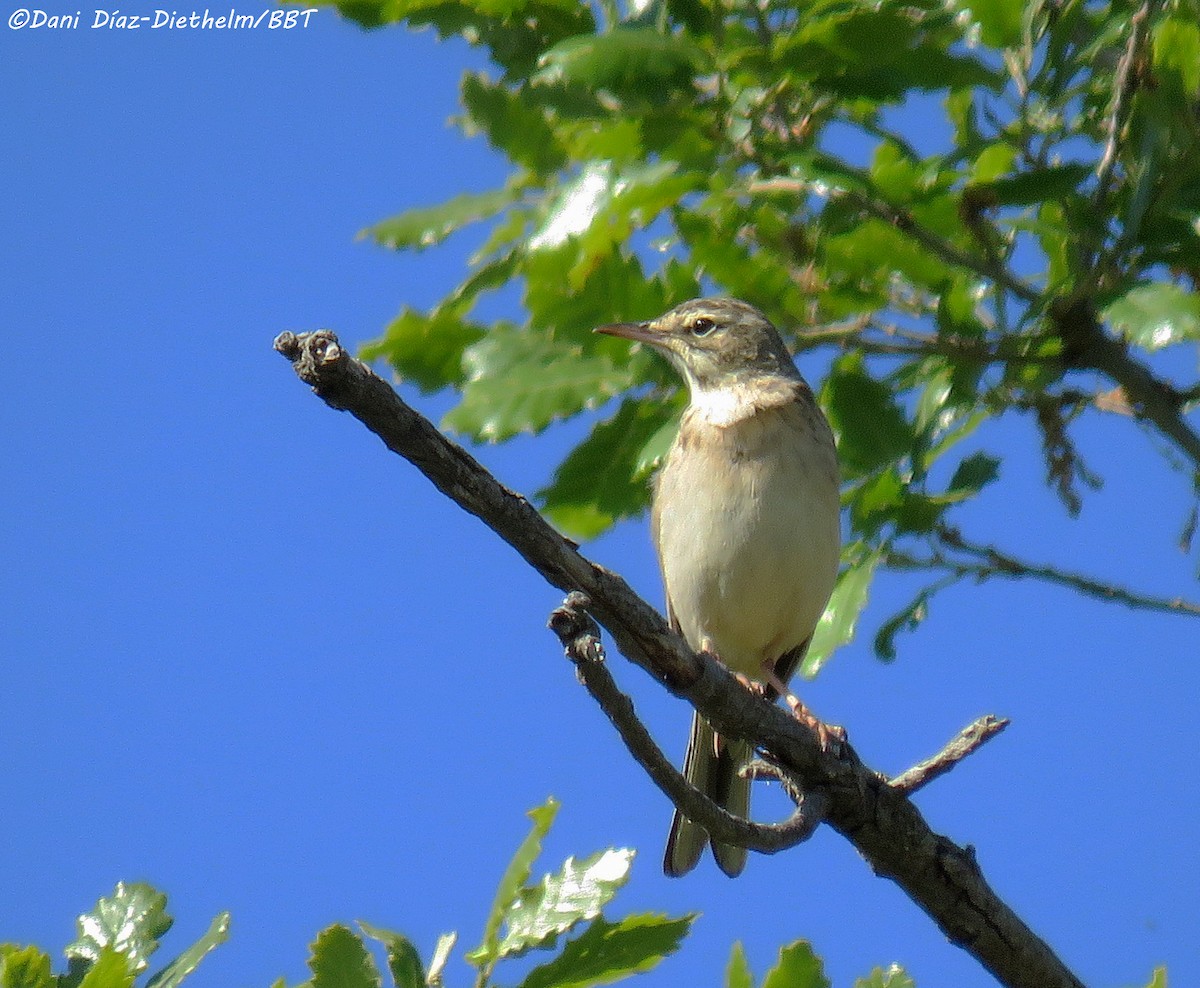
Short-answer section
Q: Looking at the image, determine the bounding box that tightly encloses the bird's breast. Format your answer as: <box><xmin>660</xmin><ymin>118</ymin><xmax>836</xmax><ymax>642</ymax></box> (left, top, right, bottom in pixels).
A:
<box><xmin>653</xmin><ymin>399</ymin><xmax>840</xmax><ymax>677</ymax></box>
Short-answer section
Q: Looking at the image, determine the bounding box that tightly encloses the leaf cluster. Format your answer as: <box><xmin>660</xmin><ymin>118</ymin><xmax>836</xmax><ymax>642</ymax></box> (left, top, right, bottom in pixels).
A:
<box><xmin>316</xmin><ymin>0</ymin><xmax>1200</xmax><ymax>662</ymax></box>
<box><xmin>0</xmin><ymin>808</ymin><xmax>1169</xmax><ymax>988</ymax></box>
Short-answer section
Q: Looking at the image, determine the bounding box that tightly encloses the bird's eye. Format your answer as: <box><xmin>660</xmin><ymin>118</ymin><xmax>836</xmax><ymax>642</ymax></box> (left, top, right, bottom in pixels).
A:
<box><xmin>688</xmin><ymin>317</ymin><xmax>716</xmax><ymax>337</ymax></box>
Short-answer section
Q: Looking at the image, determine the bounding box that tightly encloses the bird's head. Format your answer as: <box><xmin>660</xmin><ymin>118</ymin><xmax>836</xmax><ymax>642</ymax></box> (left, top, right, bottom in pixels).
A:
<box><xmin>595</xmin><ymin>297</ymin><xmax>799</xmax><ymax>395</ymax></box>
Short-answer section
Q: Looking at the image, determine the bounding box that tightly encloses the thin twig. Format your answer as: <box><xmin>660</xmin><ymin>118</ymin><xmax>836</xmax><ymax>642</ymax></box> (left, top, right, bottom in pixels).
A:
<box><xmin>891</xmin><ymin>716</ymin><xmax>1011</xmax><ymax>795</ymax></box>
<box><xmin>748</xmin><ymin>176</ymin><xmax>1041</xmax><ymax>304</ymax></box>
<box><xmin>936</xmin><ymin>526</ymin><xmax>1200</xmax><ymax>617</ymax></box>
<box><xmin>548</xmin><ymin>592</ymin><xmax>826</xmax><ymax>854</ymax></box>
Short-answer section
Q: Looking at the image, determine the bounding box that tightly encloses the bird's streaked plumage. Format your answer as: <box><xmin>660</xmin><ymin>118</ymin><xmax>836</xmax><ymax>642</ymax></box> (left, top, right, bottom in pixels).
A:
<box><xmin>596</xmin><ymin>297</ymin><xmax>841</xmax><ymax>877</ymax></box>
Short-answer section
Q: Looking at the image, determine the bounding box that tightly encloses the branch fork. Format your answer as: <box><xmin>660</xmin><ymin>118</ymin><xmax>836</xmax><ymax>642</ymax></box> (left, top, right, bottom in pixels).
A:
<box><xmin>277</xmin><ymin>328</ymin><xmax>1087</xmax><ymax>988</ymax></box>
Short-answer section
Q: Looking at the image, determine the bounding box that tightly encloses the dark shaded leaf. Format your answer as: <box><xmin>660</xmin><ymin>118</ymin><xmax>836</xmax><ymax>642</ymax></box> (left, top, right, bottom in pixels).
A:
<box><xmin>874</xmin><ymin>588</ymin><xmax>933</xmax><ymax>662</ymax></box>
<box><xmin>538</xmin><ymin>394</ymin><xmax>682</xmax><ymax>538</ymax></box>
<box><xmin>821</xmin><ymin>355</ymin><xmax>915</xmax><ymax>477</ymax></box>
<box><xmin>357</xmin><ymin>923</ymin><xmax>424</xmax><ymax>988</ymax></box>
<box><xmin>966</xmin><ymin>164</ymin><xmax>1092</xmax><ymax>208</ymax></box>
<box><xmin>948</xmin><ymin>451</ymin><xmax>1001</xmax><ymax>494</ymax></box>
<box><xmin>307</xmin><ymin>926</ymin><xmax>380</xmax><ymax>988</ymax></box>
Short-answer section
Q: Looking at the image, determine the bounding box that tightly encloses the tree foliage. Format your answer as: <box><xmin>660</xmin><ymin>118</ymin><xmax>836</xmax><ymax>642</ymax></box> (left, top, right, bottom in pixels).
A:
<box><xmin>338</xmin><ymin>0</ymin><xmax>1200</xmax><ymax>665</ymax></box>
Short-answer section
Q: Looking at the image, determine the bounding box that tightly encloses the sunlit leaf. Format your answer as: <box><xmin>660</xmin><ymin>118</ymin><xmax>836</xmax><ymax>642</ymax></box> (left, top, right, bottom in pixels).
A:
<box><xmin>1153</xmin><ymin>17</ymin><xmax>1200</xmax><ymax>99</ymax></box>
<box><xmin>517</xmin><ymin>914</ymin><xmax>694</xmax><ymax>988</ymax></box>
<box><xmin>77</xmin><ymin>948</ymin><xmax>135</xmax><ymax>988</ymax></box>
<box><xmin>145</xmin><ymin>913</ymin><xmax>230</xmax><ymax>988</ymax></box>
<box><xmin>1103</xmin><ymin>283</ymin><xmax>1200</xmax><ymax>350</ymax></box>
<box><xmin>853</xmin><ymin>963</ymin><xmax>916</xmax><ymax>988</ymax></box>
<box><xmin>67</xmin><ymin>884</ymin><xmax>172</xmax><ymax>974</ymax></box>
<box><xmin>468</xmin><ymin>799</ymin><xmax>559</xmax><ymax>969</ymax></box>
<box><xmin>363</xmin><ymin>188</ymin><xmax>518</xmax><ymax>251</ymax></box>
<box><xmin>497</xmin><ymin>848</ymin><xmax>635</xmax><ymax>959</ymax></box>
<box><xmin>761</xmin><ymin>940</ymin><xmax>829</xmax><ymax>988</ymax></box>
<box><xmin>362</xmin><ymin>308</ymin><xmax>486</xmax><ymax>393</ymax></box>
<box><xmin>533</xmin><ymin>27</ymin><xmax>704</xmax><ymax>95</ymax></box>
<box><xmin>724</xmin><ymin>942</ymin><xmax>753</xmax><ymax>988</ymax></box>
<box><xmin>0</xmin><ymin>945</ymin><xmax>53</xmax><ymax>988</ymax></box>
<box><xmin>804</xmin><ymin>548</ymin><xmax>881</xmax><ymax>676</ymax></box>
<box><xmin>446</xmin><ymin>323</ymin><xmax>639</xmax><ymax>441</ymax></box>
<box><xmin>461</xmin><ymin>73</ymin><xmax>565</xmax><ymax>174</ymax></box>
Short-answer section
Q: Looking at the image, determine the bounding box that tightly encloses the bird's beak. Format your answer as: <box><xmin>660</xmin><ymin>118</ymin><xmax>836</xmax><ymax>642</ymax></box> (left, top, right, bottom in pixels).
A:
<box><xmin>594</xmin><ymin>321</ymin><xmax>658</xmax><ymax>344</ymax></box>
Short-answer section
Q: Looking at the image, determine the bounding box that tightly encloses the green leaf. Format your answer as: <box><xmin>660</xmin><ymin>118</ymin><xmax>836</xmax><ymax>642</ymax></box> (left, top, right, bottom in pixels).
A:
<box><xmin>67</xmin><ymin>884</ymin><xmax>173</xmax><ymax>974</ymax></box>
<box><xmin>427</xmin><ymin>933</ymin><xmax>456</xmax><ymax>988</ymax></box>
<box><xmin>356</xmin><ymin>924</ymin><xmax>423</xmax><ymax>988</ymax></box>
<box><xmin>1103</xmin><ymin>283</ymin><xmax>1200</xmax><ymax>350</ymax></box>
<box><xmin>460</xmin><ymin>73</ymin><xmax>565</xmax><ymax>174</ymax></box>
<box><xmin>853</xmin><ymin>964</ymin><xmax>916</xmax><ymax>988</ymax></box>
<box><xmin>821</xmin><ymin>355</ymin><xmax>915</xmax><ymax>477</ymax></box>
<box><xmin>966</xmin><ymin>164</ymin><xmax>1092</xmax><ymax>209</ymax></box>
<box><xmin>445</xmin><ymin>322</ymin><xmax>640</xmax><ymax>441</ymax></box>
<box><xmin>497</xmin><ymin>848</ymin><xmax>636</xmax><ymax>959</ymax></box>
<box><xmin>761</xmin><ymin>941</ymin><xmax>829</xmax><ymax>988</ymax></box>
<box><xmin>804</xmin><ymin>549</ymin><xmax>882</xmax><ymax>676</ymax></box>
<box><xmin>533</xmin><ymin>27</ymin><xmax>704</xmax><ymax>95</ymax></box>
<box><xmin>363</xmin><ymin>187</ymin><xmax>518</xmax><ymax>251</ymax></box>
<box><xmin>0</xmin><ymin>946</ymin><xmax>53</xmax><ymax>988</ymax></box>
<box><xmin>822</xmin><ymin>219</ymin><xmax>952</xmax><ymax>296</ymax></box>
<box><xmin>361</xmin><ymin>308</ymin><xmax>486</xmax><ymax>394</ymax></box>
<box><xmin>965</xmin><ymin>0</ymin><xmax>1024</xmax><ymax>48</ymax></box>
<box><xmin>724</xmin><ymin>942</ymin><xmax>753</xmax><ymax>988</ymax></box>
<box><xmin>77</xmin><ymin>949</ymin><xmax>135</xmax><ymax>988</ymax></box>
<box><xmin>144</xmin><ymin>913</ymin><xmax>231</xmax><ymax>988</ymax></box>
<box><xmin>1153</xmin><ymin>17</ymin><xmax>1200</xmax><ymax>99</ymax></box>
<box><xmin>307</xmin><ymin>926</ymin><xmax>380</xmax><ymax>988</ymax></box>
<box><xmin>873</xmin><ymin>587</ymin><xmax>934</xmax><ymax>662</ymax></box>
<box><xmin>1142</xmin><ymin>966</ymin><xmax>1167</xmax><ymax>988</ymax></box>
<box><xmin>538</xmin><ymin>395</ymin><xmax>681</xmax><ymax>538</ymax></box>
<box><xmin>517</xmin><ymin>914</ymin><xmax>695</xmax><ymax>988</ymax></box>
<box><xmin>468</xmin><ymin>798</ymin><xmax>560</xmax><ymax>968</ymax></box>
<box><xmin>948</xmin><ymin>451</ymin><xmax>1001</xmax><ymax>495</ymax></box>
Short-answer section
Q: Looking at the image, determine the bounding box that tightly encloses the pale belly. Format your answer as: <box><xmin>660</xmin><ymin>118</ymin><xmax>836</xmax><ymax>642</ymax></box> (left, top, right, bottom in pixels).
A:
<box><xmin>654</xmin><ymin>404</ymin><xmax>840</xmax><ymax>678</ymax></box>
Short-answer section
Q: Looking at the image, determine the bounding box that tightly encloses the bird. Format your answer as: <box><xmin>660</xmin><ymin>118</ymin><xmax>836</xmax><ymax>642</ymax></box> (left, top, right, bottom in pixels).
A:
<box><xmin>595</xmin><ymin>297</ymin><xmax>841</xmax><ymax>878</ymax></box>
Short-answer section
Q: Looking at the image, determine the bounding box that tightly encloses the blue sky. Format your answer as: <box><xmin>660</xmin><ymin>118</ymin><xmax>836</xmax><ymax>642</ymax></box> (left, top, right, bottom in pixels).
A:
<box><xmin>3</xmin><ymin>10</ymin><xmax>1198</xmax><ymax>988</ymax></box>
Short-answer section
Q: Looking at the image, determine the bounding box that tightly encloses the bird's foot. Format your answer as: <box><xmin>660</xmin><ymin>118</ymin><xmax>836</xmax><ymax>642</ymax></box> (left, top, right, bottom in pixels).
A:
<box><xmin>783</xmin><ymin>694</ymin><xmax>845</xmax><ymax>752</ymax></box>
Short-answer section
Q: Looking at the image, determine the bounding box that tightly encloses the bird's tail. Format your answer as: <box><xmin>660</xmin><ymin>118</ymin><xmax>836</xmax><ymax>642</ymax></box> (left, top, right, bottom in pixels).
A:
<box><xmin>663</xmin><ymin>712</ymin><xmax>751</xmax><ymax>878</ymax></box>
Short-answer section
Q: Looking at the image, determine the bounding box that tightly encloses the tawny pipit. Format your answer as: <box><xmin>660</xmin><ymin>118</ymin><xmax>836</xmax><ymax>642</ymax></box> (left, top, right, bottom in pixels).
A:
<box><xmin>596</xmin><ymin>297</ymin><xmax>841</xmax><ymax>878</ymax></box>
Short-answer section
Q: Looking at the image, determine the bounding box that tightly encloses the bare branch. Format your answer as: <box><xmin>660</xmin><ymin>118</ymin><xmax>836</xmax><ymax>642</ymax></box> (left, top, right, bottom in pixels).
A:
<box><xmin>891</xmin><ymin>716</ymin><xmax>1011</xmax><ymax>795</ymax></box>
<box><xmin>548</xmin><ymin>592</ymin><xmax>826</xmax><ymax>854</ymax></box>
<box><xmin>277</xmin><ymin>329</ymin><xmax>1087</xmax><ymax>988</ymax></box>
